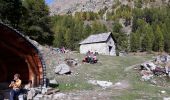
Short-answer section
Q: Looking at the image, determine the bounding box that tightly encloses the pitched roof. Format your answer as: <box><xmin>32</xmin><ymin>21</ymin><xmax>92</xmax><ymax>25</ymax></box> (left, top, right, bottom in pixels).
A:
<box><xmin>79</xmin><ymin>32</ymin><xmax>112</xmax><ymax>44</ymax></box>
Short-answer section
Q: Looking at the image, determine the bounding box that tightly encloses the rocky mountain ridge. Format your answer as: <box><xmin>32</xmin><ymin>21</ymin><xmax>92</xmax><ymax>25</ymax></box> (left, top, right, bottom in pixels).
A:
<box><xmin>49</xmin><ymin>0</ymin><xmax>114</xmax><ymax>15</ymax></box>
<box><xmin>49</xmin><ymin>0</ymin><xmax>169</xmax><ymax>15</ymax></box>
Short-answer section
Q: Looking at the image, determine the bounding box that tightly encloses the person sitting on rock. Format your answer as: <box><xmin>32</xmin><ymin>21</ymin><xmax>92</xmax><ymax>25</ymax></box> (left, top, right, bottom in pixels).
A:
<box><xmin>89</xmin><ymin>52</ymin><xmax>94</xmax><ymax>63</ymax></box>
<box><xmin>61</xmin><ymin>47</ymin><xmax>65</xmax><ymax>53</ymax></box>
<box><xmin>93</xmin><ymin>54</ymin><xmax>97</xmax><ymax>63</ymax></box>
<box><xmin>9</xmin><ymin>74</ymin><xmax>22</xmax><ymax>100</ymax></box>
<box><xmin>84</xmin><ymin>51</ymin><xmax>90</xmax><ymax>63</ymax></box>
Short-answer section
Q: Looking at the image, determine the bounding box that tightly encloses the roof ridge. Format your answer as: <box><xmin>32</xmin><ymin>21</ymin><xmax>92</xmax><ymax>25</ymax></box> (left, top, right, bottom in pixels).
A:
<box><xmin>79</xmin><ymin>32</ymin><xmax>112</xmax><ymax>45</ymax></box>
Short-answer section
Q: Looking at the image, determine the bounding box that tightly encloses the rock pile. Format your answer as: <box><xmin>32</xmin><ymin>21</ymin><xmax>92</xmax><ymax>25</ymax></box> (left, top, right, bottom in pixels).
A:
<box><xmin>139</xmin><ymin>54</ymin><xmax>170</xmax><ymax>82</ymax></box>
<box><xmin>24</xmin><ymin>86</ymin><xmax>61</xmax><ymax>100</ymax></box>
<box><xmin>33</xmin><ymin>92</ymin><xmax>66</xmax><ymax>100</ymax></box>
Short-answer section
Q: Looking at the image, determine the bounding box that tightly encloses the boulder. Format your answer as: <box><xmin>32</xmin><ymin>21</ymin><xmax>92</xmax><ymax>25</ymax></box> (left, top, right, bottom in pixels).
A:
<box><xmin>43</xmin><ymin>94</ymin><xmax>53</xmax><ymax>100</ymax></box>
<box><xmin>150</xmin><ymin>79</ymin><xmax>157</xmax><ymax>85</ymax></box>
<box><xmin>55</xmin><ymin>64</ymin><xmax>71</xmax><ymax>75</ymax></box>
<box><xmin>27</xmin><ymin>88</ymin><xmax>36</xmax><ymax>100</ymax></box>
<box><xmin>140</xmin><ymin>63</ymin><xmax>150</xmax><ymax>71</ymax></box>
<box><xmin>65</xmin><ymin>58</ymin><xmax>78</xmax><ymax>67</ymax></box>
<box><xmin>55</xmin><ymin>65</ymin><xmax>62</xmax><ymax>74</ymax></box>
<box><xmin>141</xmin><ymin>74</ymin><xmax>153</xmax><ymax>81</ymax></box>
<box><xmin>33</xmin><ymin>94</ymin><xmax>43</xmax><ymax>100</ymax></box>
<box><xmin>165</xmin><ymin>62</ymin><xmax>170</xmax><ymax>77</ymax></box>
<box><xmin>113</xmin><ymin>80</ymin><xmax>129</xmax><ymax>89</ymax></box>
<box><xmin>147</xmin><ymin>62</ymin><xmax>156</xmax><ymax>71</ymax></box>
<box><xmin>167</xmin><ymin>56</ymin><xmax>170</xmax><ymax>62</ymax></box>
<box><xmin>140</xmin><ymin>70</ymin><xmax>153</xmax><ymax>81</ymax></box>
<box><xmin>140</xmin><ymin>62</ymin><xmax>156</xmax><ymax>71</ymax></box>
<box><xmin>96</xmin><ymin>81</ymin><xmax>113</xmax><ymax>88</ymax></box>
<box><xmin>53</xmin><ymin>93</ymin><xmax>66</xmax><ymax>99</ymax></box>
<box><xmin>140</xmin><ymin>70</ymin><xmax>152</xmax><ymax>76</ymax></box>
<box><xmin>155</xmin><ymin>55</ymin><xmax>170</xmax><ymax>64</ymax></box>
<box><xmin>161</xmin><ymin>90</ymin><xmax>166</xmax><ymax>94</ymax></box>
<box><xmin>49</xmin><ymin>79</ymin><xmax>58</xmax><ymax>85</ymax></box>
<box><xmin>164</xmin><ymin>97</ymin><xmax>170</xmax><ymax>100</ymax></box>
<box><xmin>88</xmin><ymin>80</ymin><xmax>113</xmax><ymax>88</ymax></box>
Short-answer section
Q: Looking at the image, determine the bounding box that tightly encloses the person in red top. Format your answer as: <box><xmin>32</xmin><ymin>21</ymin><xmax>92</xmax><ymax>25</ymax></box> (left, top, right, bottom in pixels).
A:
<box><xmin>9</xmin><ymin>74</ymin><xmax>22</xmax><ymax>100</ymax></box>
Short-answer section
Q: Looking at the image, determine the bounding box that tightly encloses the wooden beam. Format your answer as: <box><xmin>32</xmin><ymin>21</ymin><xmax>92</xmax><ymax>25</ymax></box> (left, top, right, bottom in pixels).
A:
<box><xmin>26</xmin><ymin>55</ymin><xmax>40</xmax><ymax>86</ymax></box>
<box><xmin>0</xmin><ymin>31</ymin><xmax>35</xmax><ymax>54</ymax></box>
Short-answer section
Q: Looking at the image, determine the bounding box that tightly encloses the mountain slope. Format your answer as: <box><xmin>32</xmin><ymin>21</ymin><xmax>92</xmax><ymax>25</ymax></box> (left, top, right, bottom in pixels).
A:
<box><xmin>49</xmin><ymin>0</ymin><xmax>114</xmax><ymax>15</ymax></box>
<box><xmin>49</xmin><ymin>0</ymin><xmax>169</xmax><ymax>15</ymax></box>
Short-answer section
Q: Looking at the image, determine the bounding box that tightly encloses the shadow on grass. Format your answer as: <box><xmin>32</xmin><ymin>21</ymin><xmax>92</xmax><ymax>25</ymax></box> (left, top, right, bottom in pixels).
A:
<box><xmin>50</xmin><ymin>82</ymin><xmax>94</xmax><ymax>92</ymax></box>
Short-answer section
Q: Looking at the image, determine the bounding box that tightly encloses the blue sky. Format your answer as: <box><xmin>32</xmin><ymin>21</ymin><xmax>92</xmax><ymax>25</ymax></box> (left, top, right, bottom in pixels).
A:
<box><xmin>45</xmin><ymin>0</ymin><xmax>53</xmax><ymax>5</ymax></box>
